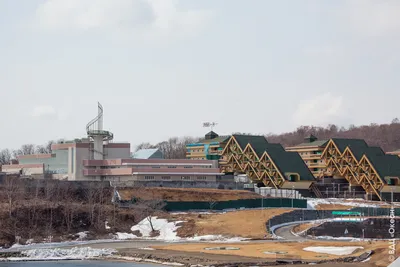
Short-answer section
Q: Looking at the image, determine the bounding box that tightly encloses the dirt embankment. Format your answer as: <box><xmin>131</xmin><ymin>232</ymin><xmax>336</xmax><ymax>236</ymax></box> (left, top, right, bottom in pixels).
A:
<box><xmin>166</xmin><ymin>209</ymin><xmax>292</xmax><ymax>239</ymax></box>
<box><xmin>118</xmin><ymin>187</ymin><xmax>262</xmax><ymax>202</ymax></box>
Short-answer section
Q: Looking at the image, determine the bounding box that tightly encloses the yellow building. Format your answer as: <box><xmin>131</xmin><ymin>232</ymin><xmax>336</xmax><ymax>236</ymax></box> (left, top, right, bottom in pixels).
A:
<box><xmin>186</xmin><ymin>131</ymin><xmax>230</xmax><ymax>160</ymax></box>
<box><xmin>285</xmin><ymin>135</ymin><xmax>328</xmax><ymax>178</ymax></box>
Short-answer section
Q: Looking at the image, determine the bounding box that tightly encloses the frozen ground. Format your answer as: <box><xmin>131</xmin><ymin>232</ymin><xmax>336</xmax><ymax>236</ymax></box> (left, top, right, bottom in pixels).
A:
<box><xmin>307</xmin><ymin>198</ymin><xmax>380</xmax><ymax>210</ymax></box>
<box><xmin>115</xmin><ymin>216</ymin><xmax>249</xmax><ymax>243</ymax></box>
<box><xmin>303</xmin><ymin>246</ymin><xmax>364</xmax><ymax>256</ymax></box>
<box><xmin>1</xmin><ymin>247</ymin><xmax>116</xmax><ymax>261</ymax></box>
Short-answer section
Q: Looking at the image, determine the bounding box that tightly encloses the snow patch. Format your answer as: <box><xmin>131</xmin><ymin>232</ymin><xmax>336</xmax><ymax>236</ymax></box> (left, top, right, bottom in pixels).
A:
<box><xmin>307</xmin><ymin>198</ymin><xmax>379</xmax><ymax>210</ymax></box>
<box><xmin>187</xmin><ymin>235</ymin><xmax>248</xmax><ymax>242</ymax></box>
<box><xmin>105</xmin><ymin>221</ymin><xmax>111</xmax><ymax>229</ymax></box>
<box><xmin>131</xmin><ymin>217</ymin><xmax>184</xmax><ymax>241</ymax></box>
<box><xmin>120</xmin><ymin>216</ymin><xmax>249</xmax><ymax>242</ymax></box>
<box><xmin>115</xmin><ymin>232</ymin><xmax>137</xmax><ymax>240</ymax></box>
<box><xmin>303</xmin><ymin>246</ymin><xmax>363</xmax><ymax>256</ymax></box>
<box><xmin>5</xmin><ymin>247</ymin><xmax>116</xmax><ymax>261</ymax></box>
<box><xmin>76</xmin><ymin>231</ymin><xmax>88</xmax><ymax>240</ymax></box>
<box><xmin>138</xmin><ymin>247</ymin><xmax>155</xmax><ymax>250</ymax></box>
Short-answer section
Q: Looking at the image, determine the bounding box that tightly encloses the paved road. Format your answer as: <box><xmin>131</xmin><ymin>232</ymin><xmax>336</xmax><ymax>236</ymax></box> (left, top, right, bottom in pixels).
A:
<box><xmin>274</xmin><ymin>224</ymin><xmax>305</xmax><ymax>241</ymax></box>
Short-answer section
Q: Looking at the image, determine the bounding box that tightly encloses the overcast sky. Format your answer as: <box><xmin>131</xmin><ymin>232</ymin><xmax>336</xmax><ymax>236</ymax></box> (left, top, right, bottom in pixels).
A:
<box><xmin>1</xmin><ymin>0</ymin><xmax>400</xmax><ymax>149</ymax></box>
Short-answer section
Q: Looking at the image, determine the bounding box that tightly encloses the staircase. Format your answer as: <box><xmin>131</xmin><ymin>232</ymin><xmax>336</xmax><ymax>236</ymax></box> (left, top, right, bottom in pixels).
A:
<box><xmin>86</xmin><ymin>102</ymin><xmax>113</xmax><ymax>142</ymax></box>
<box><xmin>310</xmin><ymin>183</ymin><xmax>323</xmax><ymax>198</ymax></box>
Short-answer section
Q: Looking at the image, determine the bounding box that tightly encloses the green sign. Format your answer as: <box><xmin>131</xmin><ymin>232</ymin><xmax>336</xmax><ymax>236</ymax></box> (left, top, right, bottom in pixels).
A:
<box><xmin>332</xmin><ymin>211</ymin><xmax>361</xmax><ymax>216</ymax></box>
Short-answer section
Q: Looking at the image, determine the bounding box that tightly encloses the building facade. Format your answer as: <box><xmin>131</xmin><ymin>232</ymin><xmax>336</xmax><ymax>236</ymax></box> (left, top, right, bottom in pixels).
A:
<box><xmin>1</xmin><ymin>103</ymin><xmax>221</xmax><ymax>182</ymax></box>
<box><xmin>186</xmin><ymin>131</ymin><xmax>230</xmax><ymax>160</ymax></box>
<box><xmin>285</xmin><ymin>135</ymin><xmax>328</xmax><ymax>178</ymax></box>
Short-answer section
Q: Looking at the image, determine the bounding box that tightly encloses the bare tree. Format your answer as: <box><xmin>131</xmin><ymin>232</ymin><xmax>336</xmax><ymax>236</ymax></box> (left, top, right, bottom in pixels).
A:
<box><xmin>3</xmin><ymin>176</ymin><xmax>23</xmax><ymax>218</ymax></box>
<box><xmin>136</xmin><ymin>196</ymin><xmax>165</xmax><ymax>232</ymax></box>
<box><xmin>13</xmin><ymin>144</ymin><xmax>35</xmax><ymax>158</ymax></box>
<box><xmin>0</xmin><ymin>149</ymin><xmax>12</xmax><ymax>165</ymax></box>
<box><xmin>134</xmin><ymin>142</ymin><xmax>156</xmax><ymax>152</ymax></box>
<box><xmin>25</xmin><ymin>179</ymin><xmax>41</xmax><ymax>239</ymax></box>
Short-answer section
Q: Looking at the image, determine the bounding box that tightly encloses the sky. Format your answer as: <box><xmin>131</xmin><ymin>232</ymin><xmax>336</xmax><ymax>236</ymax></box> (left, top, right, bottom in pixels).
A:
<box><xmin>1</xmin><ymin>0</ymin><xmax>400</xmax><ymax>150</ymax></box>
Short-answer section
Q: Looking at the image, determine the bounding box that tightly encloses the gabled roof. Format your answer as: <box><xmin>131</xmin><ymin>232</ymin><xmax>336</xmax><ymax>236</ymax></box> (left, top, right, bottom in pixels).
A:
<box><xmin>132</xmin><ymin>148</ymin><xmax>163</xmax><ymax>159</ymax></box>
<box><xmin>233</xmin><ymin>135</ymin><xmax>269</xmax><ymax>150</ymax></box>
<box><xmin>233</xmin><ymin>135</ymin><xmax>315</xmax><ymax>181</ymax></box>
<box><xmin>267</xmin><ymin>149</ymin><xmax>315</xmax><ymax>181</ymax></box>
<box><xmin>350</xmin><ymin>146</ymin><xmax>385</xmax><ymax>161</ymax></box>
<box><xmin>331</xmin><ymin>138</ymin><xmax>368</xmax><ymax>153</ymax></box>
<box><xmin>364</xmin><ymin>153</ymin><xmax>400</xmax><ymax>180</ymax></box>
<box><xmin>198</xmin><ymin>135</ymin><xmax>230</xmax><ymax>144</ymax></box>
<box><xmin>205</xmin><ymin>131</ymin><xmax>219</xmax><ymax>140</ymax></box>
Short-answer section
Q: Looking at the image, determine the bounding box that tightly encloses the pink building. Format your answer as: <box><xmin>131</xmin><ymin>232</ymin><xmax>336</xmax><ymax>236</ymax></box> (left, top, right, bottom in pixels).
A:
<box><xmin>1</xmin><ymin>103</ymin><xmax>221</xmax><ymax>182</ymax></box>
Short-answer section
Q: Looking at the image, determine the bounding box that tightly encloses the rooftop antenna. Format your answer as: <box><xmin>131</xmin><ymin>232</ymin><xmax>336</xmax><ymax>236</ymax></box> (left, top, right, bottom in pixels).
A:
<box><xmin>203</xmin><ymin>122</ymin><xmax>218</xmax><ymax>132</ymax></box>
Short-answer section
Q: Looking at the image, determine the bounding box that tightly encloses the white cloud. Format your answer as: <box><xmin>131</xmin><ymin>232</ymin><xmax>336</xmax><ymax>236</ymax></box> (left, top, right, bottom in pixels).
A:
<box><xmin>33</xmin><ymin>0</ymin><xmax>212</xmax><ymax>38</ymax></box>
<box><xmin>344</xmin><ymin>0</ymin><xmax>400</xmax><ymax>36</ymax></box>
<box><xmin>293</xmin><ymin>93</ymin><xmax>344</xmax><ymax>127</ymax></box>
<box><xmin>31</xmin><ymin>105</ymin><xmax>57</xmax><ymax>118</ymax></box>
<box><xmin>31</xmin><ymin>105</ymin><xmax>69</xmax><ymax>121</ymax></box>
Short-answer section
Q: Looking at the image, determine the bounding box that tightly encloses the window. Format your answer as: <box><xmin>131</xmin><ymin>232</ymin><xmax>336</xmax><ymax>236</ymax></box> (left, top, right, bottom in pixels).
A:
<box><xmin>152</xmin><ymin>166</ymin><xmax>161</xmax><ymax>168</ymax></box>
<box><xmin>184</xmin><ymin>166</ymin><xmax>193</xmax><ymax>168</ymax></box>
<box><xmin>144</xmin><ymin>176</ymin><xmax>155</xmax><ymax>180</ymax></box>
<box><xmin>161</xmin><ymin>176</ymin><xmax>171</xmax><ymax>180</ymax></box>
<box><xmin>197</xmin><ymin>176</ymin><xmax>207</xmax><ymax>180</ymax></box>
<box><xmin>181</xmin><ymin>176</ymin><xmax>190</xmax><ymax>180</ymax></box>
<box><xmin>168</xmin><ymin>166</ymin><xmax>177</xmax><ymax>168</ymax></box>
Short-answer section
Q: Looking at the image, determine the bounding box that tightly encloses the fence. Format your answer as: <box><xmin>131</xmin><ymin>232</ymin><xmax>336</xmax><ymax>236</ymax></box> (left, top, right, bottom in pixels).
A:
<box><xmin>266</xmin><ymin>207</ymin><xmax>400</xmax><ymax>233</ymax></box>
<box><xmin>255</xmin><ymin>187</ymin><xmax>303</xmax><ymax>199</ymax></box>
<box><xmin>119</xmin><ymin>198</ymin><xmax>307</xmax><ymax>211</ymax></box>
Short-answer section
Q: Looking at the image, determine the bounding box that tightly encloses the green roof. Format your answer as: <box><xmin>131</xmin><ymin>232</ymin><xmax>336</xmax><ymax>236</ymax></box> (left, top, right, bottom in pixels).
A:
<box><xmin>233</xmin><ymin>135</ymin><xmax>269</xmax><ymax>150</ymax></box>
<box><xmin>331</xmin><ymin>138</ymin><xmax>368</xmax><ymax>153</ymax></box>
<box><xmin>197</xmin><ymin>135</ymin><xmax>230</xmax><ymax>144</ymax></box>
<box><xmin>232</xmin><ymin>135</ymin><xmax>315</xmax><ymax>181</ymax></box>
<box><xmin>267</xmin><ymin>149</ymin><xmax>315</xmax><ymax>181</ymax></box>
<box><xmin>365</xmin><ymin>154</ymin><xmax>400</xmax><ymax>181</ymax></box>
<box><xmin>291</xmin><ymin>139</ymin><xmax>329</xmax><ymax>148</ymax></box>
<box><xmin>351</xmin><ymin>146</ymin><xmax>384</xmax><ymax>161</ymax></box>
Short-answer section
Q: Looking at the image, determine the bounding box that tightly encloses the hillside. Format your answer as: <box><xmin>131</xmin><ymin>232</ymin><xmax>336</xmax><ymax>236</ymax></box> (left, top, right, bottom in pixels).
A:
<box><xmin>266</xmin><ymin>121</ymin><xmax>400</xmax><ymax>152</ymax></box>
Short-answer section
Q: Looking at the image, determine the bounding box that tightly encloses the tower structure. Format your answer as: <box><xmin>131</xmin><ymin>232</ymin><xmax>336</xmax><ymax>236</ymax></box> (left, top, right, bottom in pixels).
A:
<box><xmin>86</xmin><ymin>102</ymin><xmax>113</xmax><ymax>160</ymax></box>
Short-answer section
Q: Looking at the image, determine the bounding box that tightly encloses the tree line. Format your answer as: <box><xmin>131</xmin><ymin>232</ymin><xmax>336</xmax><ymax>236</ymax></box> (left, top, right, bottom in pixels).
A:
<box><xmin>0</xmin><ymin>179</ymin><xmax>163</xmax><ymax>247</ymax></box>
<box><xmin>2</xmin><ymin>119</ymin><xmax>400</xmax><ymax>165</ymax></box>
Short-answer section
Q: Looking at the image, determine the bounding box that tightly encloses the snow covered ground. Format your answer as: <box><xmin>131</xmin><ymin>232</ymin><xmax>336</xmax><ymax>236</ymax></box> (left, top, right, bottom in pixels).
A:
<box><xmin>114</xmin><ymin>216</ymin><xmax>248</xmax><ymax>243</ymax></box>
<box><xmin>1</xmin><ymin>247</ymin><xmax>116</xmax><ymax>261</ymax></box>
<box><xmin>307</xmin><ymin>198</ymin><xmax>380</xmax><ymax>210</ymax></box>
<box><xmin>303</xmin><ymin>246</ymin><xmax>364</xmax><ymax>256</ymax></box>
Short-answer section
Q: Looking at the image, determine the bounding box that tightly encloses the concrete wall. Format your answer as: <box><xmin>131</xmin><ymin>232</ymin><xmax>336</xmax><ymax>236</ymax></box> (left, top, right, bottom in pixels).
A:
<box><xmin>105</xmin><ymin>147</ymin><xmax>130</xmax><ymax>159</ymax></box>
<box><xmin>74</xmin><ymin>147</ymin><xmax>90</xmax><ymax>180</ymax></box>
<box><xmin>111</xmin><ymin>180</ymin><xmax>246</xmax><ymax>190</ymax></box>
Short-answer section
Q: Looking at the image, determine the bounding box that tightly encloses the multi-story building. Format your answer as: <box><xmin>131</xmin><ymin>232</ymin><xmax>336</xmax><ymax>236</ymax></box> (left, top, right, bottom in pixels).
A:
<box><xmin>1</xmin><ymin>103</ymin><xmax>221</xmax><ymax>182</ymax></box>
<box><xmin>285</xmin><ymin>135</ymin><xmax>328</xmax><ymax>178</ymax></box>
<box><xmin>186</xmin><ymin>131</ymin><xmax>230</xmax><ymax>160</ymax></box>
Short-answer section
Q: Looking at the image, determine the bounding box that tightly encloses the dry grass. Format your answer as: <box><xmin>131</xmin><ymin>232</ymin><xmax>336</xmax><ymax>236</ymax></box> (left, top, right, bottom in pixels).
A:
<box><xmin>153</xmin><ymin>240</ymin><xmax>397</xmax><ymax>266</ymax></box>
<box><xmin>316</xmin><ymin>204</ymin><xmax>352</xmax><ymax>210</ymax></box>
<box><xmin>118</xmin><ymin>187</ymin><xmax>261</xmax><ymax>202</ymax></box>
<box><xmin>166</xmin><ymin>209</ymin><xmax>292</xmax><ymax>239</ymax></box>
